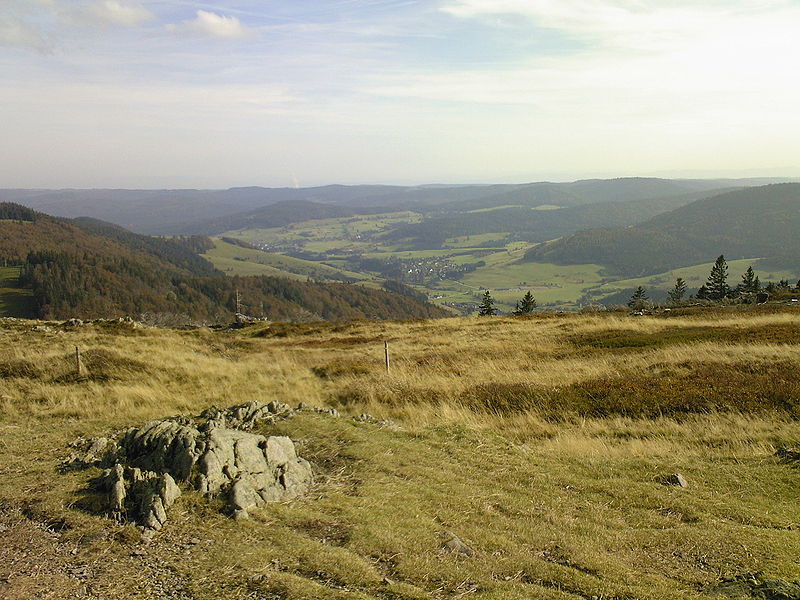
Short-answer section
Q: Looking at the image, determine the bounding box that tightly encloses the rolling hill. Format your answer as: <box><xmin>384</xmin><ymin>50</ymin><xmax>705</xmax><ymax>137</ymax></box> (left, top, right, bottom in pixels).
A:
<box><xmin>525</xmin><ymin>183</ymin><xmax>800</xmax><ymax>277</ymax></box>
<box><xmin>181</xmin><ymin>200</ymin><xmax>364</xmax><ymax>236</ymax></box>
<box><xmin>386</xmin><ymin>192</ymin><xmax>720</xmax><ymax>249</ymax></box>
<box><xmin>0</xmin><ymin>203</ymin><xmax>448</xmax><ymax>322</ymax></box>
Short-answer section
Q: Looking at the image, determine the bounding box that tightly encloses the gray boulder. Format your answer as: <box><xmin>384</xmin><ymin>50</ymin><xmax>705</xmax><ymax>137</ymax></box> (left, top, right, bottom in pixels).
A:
<box><xmin>90</xmin><ymin>401</ymin><xmax>312</xmax><ymax>536</ymax></box>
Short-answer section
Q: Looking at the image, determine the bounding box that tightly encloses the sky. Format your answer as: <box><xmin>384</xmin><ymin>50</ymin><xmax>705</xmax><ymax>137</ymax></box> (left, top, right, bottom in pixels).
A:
<box><xmin>1</xmin><ymin>0</ymin><xmax>799</xmax><ymax>189</ymax></box>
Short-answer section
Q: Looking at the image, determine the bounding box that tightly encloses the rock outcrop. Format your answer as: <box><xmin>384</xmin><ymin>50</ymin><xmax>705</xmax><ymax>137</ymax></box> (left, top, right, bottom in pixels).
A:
<box><xmin>69</xmin><ymin>401</ymin><xmax>313</xmax><ymax>538</ymax></box>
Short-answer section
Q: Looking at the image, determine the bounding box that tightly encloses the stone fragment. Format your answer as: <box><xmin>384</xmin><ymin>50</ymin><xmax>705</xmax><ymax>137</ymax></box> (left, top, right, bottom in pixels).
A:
<box><xmin>664</xmin><ymin>473</ymin><xmax>688</xmax><ymax>488</ymax></box>
<box><xmin>267</xmin><ymin>401</ymin><xmax>292</xmax><ymax>415</ymax></box>
<box><xmin>109</xmin><ymin>464</ymin><xmax>126</xmax><ymax>512</ymax></box>
<box><xmin>439</xmin><ymin>531</ymin><xmax>475</xmax><ymax>557</ymax></box>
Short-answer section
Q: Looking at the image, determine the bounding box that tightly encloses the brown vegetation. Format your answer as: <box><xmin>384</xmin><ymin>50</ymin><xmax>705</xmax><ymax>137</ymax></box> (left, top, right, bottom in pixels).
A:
<box><xmin>0</xmin><ymin>308</ymin><xmax>799</xmax><ymax>599</ymax></box>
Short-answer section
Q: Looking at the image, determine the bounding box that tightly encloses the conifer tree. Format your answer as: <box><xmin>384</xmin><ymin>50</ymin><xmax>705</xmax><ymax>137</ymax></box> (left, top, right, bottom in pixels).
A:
<box><xmin>705</xmin><ymin>255</ymin><xmax>731</xmax><ymax>301</ymax></box>
<box><xmin>738</xmin><ymin>266</ymin><xmax>760</xmax><ymax>295</ymax></box>
<box><xmin>668</xmin><ymin>278</ymin><xmax>687</xmax><ymax>303</ymax></box>
<box><xmin>627</xmin><ymin>286</ymin><xmax>649</xmax><ymax>309</ymax></box>
<box><xmin>477</xmin><ymin>290</ymin><xmax>498</xmax><ymax>316</ymax></box>
<box><xmin>513</xmin><ymin>290</ymin><xmax>537</xmax><ymax>315</ymax></box>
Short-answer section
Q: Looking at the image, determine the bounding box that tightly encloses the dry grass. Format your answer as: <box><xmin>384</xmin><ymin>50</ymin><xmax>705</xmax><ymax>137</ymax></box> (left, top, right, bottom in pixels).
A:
<box><xmin>0</xmin><ymin>309</ymin><xmax>799</xmax><ymax>599</ymax></box>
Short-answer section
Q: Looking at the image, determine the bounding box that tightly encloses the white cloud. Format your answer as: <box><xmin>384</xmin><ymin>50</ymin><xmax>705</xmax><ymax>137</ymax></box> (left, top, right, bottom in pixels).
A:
<box><xmin>384</xmin><ymin>0</ymin><xmax>800</xmax><ymax>111</ymax></box>
<box><xmin>0</xmin><ymin>0</ymin><xmax>55</xmax><ymax>52</ymax></box>
<box><xmin>441</xmin><ymin>0</ymin><xmax>800</xmax><ymax>53</ymax></box>
<box><xmin>79</xmin><ymin>1</ymin><xmax>156</xmax><ymax>27</ymax></box>
<box><xmin>167</xmin><ymin>10</ymin><xmax>255</xmax><ymax>40</ymax></box>
<box><xmin>0</xmin><ymin>15</ymin><xmax>51</xmax><ymax>51</ymax></box>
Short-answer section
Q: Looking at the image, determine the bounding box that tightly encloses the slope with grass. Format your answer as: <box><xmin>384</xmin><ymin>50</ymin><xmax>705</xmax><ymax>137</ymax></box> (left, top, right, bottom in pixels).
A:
<box><xmin>582</xmin><ymin>258</ymin><xmax>800</xmax><ymax>305</ymax></box>
<box><xmin>202</xmin><ymin>237</ymin><xmax>367</xmax><ymax>281</ymax></box>
<box><xmin>1</xmin><ymin>308</ymin><xmax>799</xmax><ymax>599</ymax></box>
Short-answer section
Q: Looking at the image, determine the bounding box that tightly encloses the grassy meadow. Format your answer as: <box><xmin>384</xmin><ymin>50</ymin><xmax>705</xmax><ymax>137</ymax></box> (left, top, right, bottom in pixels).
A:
<box><xmin>201</xmin><ymin>238</ymin><xmax>367</xmax><ymax>281</ymax></box>
<box><xmin>1</xmin><ymin>308</ymin><xmax>799</xmax><ymax>599</ymax></box>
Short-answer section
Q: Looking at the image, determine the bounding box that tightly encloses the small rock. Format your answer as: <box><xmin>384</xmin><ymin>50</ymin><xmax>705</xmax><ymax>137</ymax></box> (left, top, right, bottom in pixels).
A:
<box><xmin>439</xmin><ymin>531</ymin><xmax>475</xmax><ymax>557</ymax></box>
<box><xmin>664</xmin><ymin>473</ymin><xmax>688</xmax><ymax>488</ymax></box>
<box><xmin>233</xmin><ymin>509</ymin><xmax>249</xmax><ymax>521</ymax></box>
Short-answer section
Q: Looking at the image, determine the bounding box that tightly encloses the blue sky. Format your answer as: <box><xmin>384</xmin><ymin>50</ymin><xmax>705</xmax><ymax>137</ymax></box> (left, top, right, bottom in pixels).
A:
<box><xmin>1</xmin><ymin>0</ymin><xmax>799</xmax><ymax>188</ymax></box>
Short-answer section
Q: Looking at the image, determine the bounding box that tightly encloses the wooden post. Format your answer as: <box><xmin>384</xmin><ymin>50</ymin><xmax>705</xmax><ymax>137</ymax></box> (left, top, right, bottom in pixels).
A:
<box><xmin>384</xmin><ymin>341</ymin><xmax>390</xmax><ymax>374</ymax></box>
<box><xmin>75</xmin><ymin>346</ymin><xmax>83</xmax><ymax>376</ymax></box>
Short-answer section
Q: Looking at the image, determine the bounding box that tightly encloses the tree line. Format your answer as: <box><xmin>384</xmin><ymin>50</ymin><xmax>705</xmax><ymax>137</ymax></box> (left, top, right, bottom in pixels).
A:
<box><xmin>626</xmin><ymin>255</ymin><xmax>799</xmax><ymax>309</ymax></box>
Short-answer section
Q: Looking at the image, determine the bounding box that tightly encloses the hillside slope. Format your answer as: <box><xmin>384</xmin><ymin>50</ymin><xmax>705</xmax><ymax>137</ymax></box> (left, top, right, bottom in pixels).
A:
<box><xmin>0</xmin><ymin>204</ymin><xmax>448</xmax><ymax>322</ymax></box>
<box><xmin>525</xmin><ymin>183</ymin><xmax>800</xmax><ymax>276</ymax></box>
<box><xmin>388</xmin><ymin>193</ymin><xmax>714</xmax><ymax>249</ymax></box>
<box><xmin>1</xmin><ymin>310</ymin><xmax>799</xmax><ymax>599</ymax></box>
<box><xmin>181</xmin><ymin>200</ymin><xmax>363</xmax><ymax>236</ymax></box>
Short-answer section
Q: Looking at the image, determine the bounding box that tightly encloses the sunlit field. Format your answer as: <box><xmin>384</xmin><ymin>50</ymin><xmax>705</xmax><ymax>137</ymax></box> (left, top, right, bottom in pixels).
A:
<box><xmin>1</xmin><ymin>307</ymin><xmax>798</xmax><ymax>599</ymax></box>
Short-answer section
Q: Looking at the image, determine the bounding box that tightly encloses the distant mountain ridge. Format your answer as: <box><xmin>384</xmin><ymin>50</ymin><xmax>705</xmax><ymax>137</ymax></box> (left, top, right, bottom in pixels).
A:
<box><xmin>3</xmin><ymin>177</ymin><xmax>794</xmax><ymax>235</ymax></box>
<box><xmin>525</xmin><ymin>183</ymin><xmax>800</xmax><ymax>276</ymax></box>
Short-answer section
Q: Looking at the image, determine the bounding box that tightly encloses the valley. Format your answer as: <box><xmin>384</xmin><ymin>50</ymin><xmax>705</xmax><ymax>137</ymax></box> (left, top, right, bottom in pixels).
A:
<box><xmin>3</xmin><ymin>178</ymin><xmax>800</xmax><ymax>318</ymax></box>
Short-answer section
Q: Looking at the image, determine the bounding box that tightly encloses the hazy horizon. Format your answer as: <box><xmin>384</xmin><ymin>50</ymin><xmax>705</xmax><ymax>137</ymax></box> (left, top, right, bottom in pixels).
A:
<box><xmin>2</xmin><ymin>1</ymin><xmax>799</xmax><ymax>189</ymax></box>
<box><xmin>3</xmin><ymin>172</ymin><xmax>800</xmax><ymax>193</ymax></box>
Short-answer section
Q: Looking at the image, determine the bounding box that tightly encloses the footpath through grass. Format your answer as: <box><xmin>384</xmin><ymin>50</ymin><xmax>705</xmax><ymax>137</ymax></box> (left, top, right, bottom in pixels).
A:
<box><xmin>0</xmin><ymin>309</ymin><xmax>799</xmax><ymax>599</ymax></box>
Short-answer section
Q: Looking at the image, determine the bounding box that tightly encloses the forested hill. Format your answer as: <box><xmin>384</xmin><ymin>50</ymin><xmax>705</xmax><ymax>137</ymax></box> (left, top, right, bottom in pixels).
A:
<box><xmin>0</xmin><ymin>203</ymin><xmax>449</xmax><ymax>322</ymax></box>
<box><xmin>384</xmin><ymin>193</ymin><xmax>713</xmax><ymax>249</ymax></box>
<box><xmin>524</xmin><ymin>183</ymin><xmax>800</xmax><ymax>276</ymax></box>
<box><xmin>4</xmin><ymin>177</ymin><xmax>793</xmax><ymax>235</ymax></box>
<box><xmin>178</xmin><ymin>200</ymin><xmax>363</xmax><ymax>236</ymax></box>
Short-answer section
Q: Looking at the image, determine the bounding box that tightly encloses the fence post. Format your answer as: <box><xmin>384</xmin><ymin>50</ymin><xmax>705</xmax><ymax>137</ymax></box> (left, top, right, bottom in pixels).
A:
<box><xmin>384</xmin><ymin>341</ymin><xmax>390</xmax><ymax>374</ymax></box>
<box><xmin>75</xmin><ymin>346</ymin><xmax>83</xmax><ymax>376</ymax></box>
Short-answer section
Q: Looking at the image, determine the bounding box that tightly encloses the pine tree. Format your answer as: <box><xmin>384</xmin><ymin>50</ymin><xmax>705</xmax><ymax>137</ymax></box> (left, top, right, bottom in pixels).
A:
<box><xmin>627</xmin><ymin>286</ymin><xmax>649</xmax><ymax>309</ymax></box>
<box><xmin>667</xmin><ymin>278</ymin><xmax>687</xmax><ymax>303</ymax></box>
<box><xmin>513</xmin><ymin>290</ymin><xmax>537</xmax><ymax>315</ymax></box>
<box><xmin>705</xmin><ymin>255</ymin><xmax>731</xmax><ymax>301</ymax></box>
<box><xmin>737</xmin><ymin>266</ymin><xmax>760</xmax><ymax>295</ymax></box>
<box><xmin>477</xmin><ymin>290</ymin><xmax>497</xmax><ymax>316</ymax></box>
